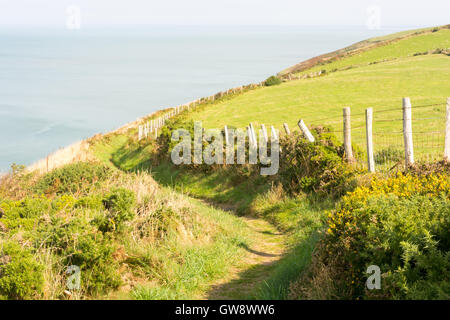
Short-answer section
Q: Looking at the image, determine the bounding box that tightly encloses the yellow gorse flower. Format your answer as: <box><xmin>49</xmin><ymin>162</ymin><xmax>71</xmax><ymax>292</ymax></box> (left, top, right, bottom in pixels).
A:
<box><xmin>326</xmin><ymin>172</ymin><xmax>449</xmax><ymax>234</ymax></box>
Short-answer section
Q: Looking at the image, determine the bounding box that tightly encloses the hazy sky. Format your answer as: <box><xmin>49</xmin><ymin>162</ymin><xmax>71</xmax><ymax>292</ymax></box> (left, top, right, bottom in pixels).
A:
<box><xmin>0</xmin><ymin>0</ymin><xmax>448</xmax><ymax>28</ymax></box>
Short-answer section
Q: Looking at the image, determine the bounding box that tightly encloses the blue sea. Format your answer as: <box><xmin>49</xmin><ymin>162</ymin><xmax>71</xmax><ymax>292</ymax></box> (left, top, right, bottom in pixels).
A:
<box><xmin>0</xmin><ymin>25</ymin><xmax>408</xmax><ymax>172</ymax></box>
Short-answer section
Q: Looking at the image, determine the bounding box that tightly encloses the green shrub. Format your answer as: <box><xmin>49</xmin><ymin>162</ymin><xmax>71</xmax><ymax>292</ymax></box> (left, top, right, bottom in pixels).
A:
<box><xmin>37</xmin><ymin>215</ymin><xmax>121</xmax><ymax>295</ymax></box>
<box><xmin>10</xmin><ymin>163</ymin><xmax>26</xmax><ymax>176</ymax></box>
<box><xmin>0</xmin><ymin>197</ymin><xmax>51</xmax><ymax>232</ymax></box>
<box><xmin>33</xmin><ymin>162</ymin><xmax>112</xmax><ymax>195</ymax></box>
<box><xmin>75</xmin><ymin>195</ymin><xmax>104</xmax><ymax>211</ymax></box>
<box><xmin>51</xmin><ymin>195</ymin><xmax>76</xmax><ymax>211</ymax></box>
<box><xmin>278</xmin><ymin>127</ymin><xmax>356</xmax><ymax>197</ymax></box>
<box><xmin>65</xmin><ymin>231</ymin><xmax>121</xmax><ymax>295</ymax></box>
<box><xmin>0</xmin><ymin>241</ymin><xmax>44</xmax><ymax>299</ymax></box>
<box><xmin>264</xmin><ymin>75</ymin><xmax>282</xmax><ymax>86</ymax></box>
<box><xmin>96</xmin><ymin>188</ymin><xmax>136</xmax><ymax>232</ymax></box>
<box><xmin>296</xmin><ymin>173</ymin><xmax>450</xmax><ymax>299</ymax></box>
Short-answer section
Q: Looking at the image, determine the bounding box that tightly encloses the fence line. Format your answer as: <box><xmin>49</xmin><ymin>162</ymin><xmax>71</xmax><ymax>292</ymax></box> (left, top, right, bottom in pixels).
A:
<box><xmin>137</xmin><ymin>82</ymin><xmax>270</xmax><ymax>141</ymax></box>
<box><xmin>193</xmin><ymin>97</ymin><xmax>449</xmax><ymax>173</ymax></box>
<box><xmin>139</xmin><ymin>96</ymin><xmax>448</xmax><ymax>173</ymax></box>
<box><xmin>25</xmin><ymin>140</ymin><xmax>91</xmax><ymax>175</ymax></box>
<box><xmin>304</xmin><ymin>98</ymin><xmax>449</xmax><ymax>172</ymax></box>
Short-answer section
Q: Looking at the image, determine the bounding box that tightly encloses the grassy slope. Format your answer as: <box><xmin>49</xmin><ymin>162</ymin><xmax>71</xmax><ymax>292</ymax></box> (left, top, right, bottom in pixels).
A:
<box><xmin>294</xmin><ymin>29</ymin><xmax>450</xmax><ymax>75</ymax></box>
<box><xmin>182</xmin><ymin>29</ymin><xmax>449</xmax><ymax>162</ymax></box>
<box><xmin>191</xmin><ymin>55</ymin><xmax>449</xmax><ymax>131</ymax></box>
<box><xmin>89</xmin><ymin>27</ymin><xmax>449</xmax><ymax>299</ymax></box>
<box><xmin>129</xmin><ymin>196</ymin><xmax>256</xmax><ymax>300</ymax></box>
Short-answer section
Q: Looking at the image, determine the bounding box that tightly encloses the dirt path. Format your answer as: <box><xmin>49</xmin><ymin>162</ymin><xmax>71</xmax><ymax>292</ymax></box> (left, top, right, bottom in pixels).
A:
<box><xmin>198</xmin><ymin>216</ymin><xmax>287</xmax><ymax>300</ymax></box>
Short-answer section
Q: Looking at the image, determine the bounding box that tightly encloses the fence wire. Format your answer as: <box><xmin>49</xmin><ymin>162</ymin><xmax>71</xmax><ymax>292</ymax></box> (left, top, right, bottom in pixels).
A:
<box><xmin>305</xmin><ymin>100</ymin><xmax>448</xmax><ymax>172</ymax></box>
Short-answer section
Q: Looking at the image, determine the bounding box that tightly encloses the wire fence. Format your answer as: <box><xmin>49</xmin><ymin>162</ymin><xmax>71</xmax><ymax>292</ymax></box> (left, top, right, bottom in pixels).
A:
<box><xmin>305</xmin><ymin>98</ymin><xmax>449</xmax><ymax>172</ymax></box>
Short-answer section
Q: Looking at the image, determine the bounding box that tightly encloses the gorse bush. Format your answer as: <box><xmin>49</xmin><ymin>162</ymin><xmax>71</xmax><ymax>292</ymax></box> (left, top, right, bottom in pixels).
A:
<box><xmin>292</xmin><ymin>173</ymin><xmax>450</xmax><ymax>299</ymax></box>
<box><xmin>157</xmin><ymin>119</ymin><xmax>266</xmax><ymax>175</ymax></box>
<box><xmin>278</xmin><ymin>127</ymin><xmax>357</xmax><ymax>197</ymax></box>
<box><xmin>63</xmin><ymin>228</ymin><xmax>121</xmax><ymax>295</ymax></box>
<box><xmin>264</xmin><ymin>75</ymin><xmax>282</xmax><ymax>86</ymax></box>
<box><xmin>156</xmin><ymin>121</ymin><xmax>357</xmax><ymax>198</ymax></box>
<box><xmin>0</xmin><ymin>196</ymin><xmax>51</xmax><ymax>233</ymax></box>
<box><xmin>37</xmin><ymin>214</ymin><xmax>122</xmax><ymax>295</ymax></box>
<box><xmin>0</xmin><ymin>168</ymin><xmax>140</xmax><ymax>297</ymax></box>
<box><xmin>33</xmin><ymin>162</ymin><xmax>112</xmax><ymax>195</ymax></box>
<box><xmin>0</xmin><ymin>241</ymin><xmax>44</xmax><ymax>299</ymax></box>
<box><xmin>74</xmin><ymin>194</ymin><xmax>103</xmax><ymax>211</ymax></box>
<box><xmin>97</xmin><ymin>188</ymin><xmax>136</xmax><ymax>232</ymax></box>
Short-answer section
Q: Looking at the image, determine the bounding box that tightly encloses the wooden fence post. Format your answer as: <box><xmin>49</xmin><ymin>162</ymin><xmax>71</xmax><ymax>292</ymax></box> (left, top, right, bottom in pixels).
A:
<box><xmin>403</xmin><ymin>97</ymin><xmax>414</xmax><ymax>166</ymax></box>
<box><xmin>138</xmin><ymin>125</ymin><xmax>143</xmax><ymax>140</ymax></box>
<box><xmin>298</xmin><ymin>120</ymin><xmax>315</xmax><ymax>142</ymax></box>
<box><xmin>343</xmin><ymin>107</ymin><xmax>354</xmax><ymax>162</ymax></box>
<box><xmin>444</xmin><ymin>97</ymin><xmax>450</xmax><ymax>161</ymax></box>
<box><xmin>283</xmin><ymin>123</ymin><xmax>291</xmax><ymax>135</ymax></box>
<box><xmin>365</xmin><ymin>108</ymin><xmax>375</xmax><ymax>172</ymax></box>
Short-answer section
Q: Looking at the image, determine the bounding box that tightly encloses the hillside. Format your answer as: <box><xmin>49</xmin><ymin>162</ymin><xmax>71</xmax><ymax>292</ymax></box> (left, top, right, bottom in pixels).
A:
<box><xmin>185</xmin><ymin>27</ymin><xmax>450</xmax><ymax>163</ymax></box>
<box><xmin>279</xmin><ymin>24</ymin><xmax>449</xmax><ymax>75</ymax></box>
<box><xmin>1</xmin><ymin>25</ymin><xmax>449</xmax><ymax>300</ymax></box>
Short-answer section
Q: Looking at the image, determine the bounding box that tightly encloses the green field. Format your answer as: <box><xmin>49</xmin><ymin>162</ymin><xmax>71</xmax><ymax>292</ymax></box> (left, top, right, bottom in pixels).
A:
<box><xmin>294</xmin><ymin>28</ymin><xmax>450</xmax><ymax>76</ymax></box>
<box><xmin>182</xmin><ymin>29</ymin><xmax>449</xmax><ymax>167</ymax></box>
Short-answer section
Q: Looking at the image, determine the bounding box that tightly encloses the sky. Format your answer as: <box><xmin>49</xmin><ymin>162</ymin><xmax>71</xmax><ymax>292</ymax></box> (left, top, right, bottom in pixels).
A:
<box><xmin>0</xmin><ymin>0</ymin><xmax>449</xmax><ymax>28</ymax></box>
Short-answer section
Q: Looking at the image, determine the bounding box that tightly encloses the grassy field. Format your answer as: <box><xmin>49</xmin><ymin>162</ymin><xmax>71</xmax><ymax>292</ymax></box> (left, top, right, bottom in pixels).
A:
<box><xmin>294</xmin><ymin>28</ymin><xmax>450</xmax><ymax>76</ymax></box>
<box><xmin>180</xmin><ymin>29</ymin><xmax>449</xmax><ymax>167</ymax></box>
<box><xmin>188</xmin><ymin>55</ymin><xmax>449</xmax><ymax>131</ymax></box>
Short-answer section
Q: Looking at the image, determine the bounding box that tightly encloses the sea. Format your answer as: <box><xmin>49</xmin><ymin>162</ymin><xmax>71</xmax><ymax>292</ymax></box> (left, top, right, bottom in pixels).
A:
<box><xmin>0</xmin><ymin>25</ymin><xmax>410</xmax><ymax>172</ymax></box>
